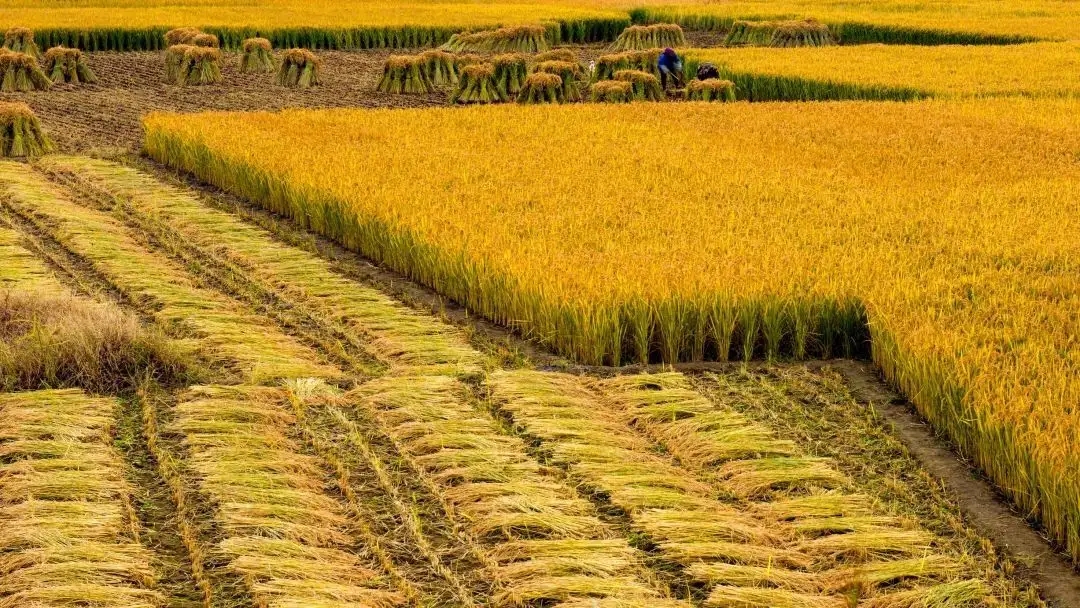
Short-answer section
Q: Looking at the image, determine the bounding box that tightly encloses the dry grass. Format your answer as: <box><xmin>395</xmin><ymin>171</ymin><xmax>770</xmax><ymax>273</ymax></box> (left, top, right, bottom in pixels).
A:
<box><xmin>278</xmin><ymin>48</ymin><xmax>321</xmax><ymax>88</ymax></box>
<box><xmin>0</xmin><ymin>102</ymin><xmax>52</xmax><ymax>158</ymax></box>
<box><xmin>595</xmin><ymin>48</ymin><xmax>661</xmax><ymax>81</ymax></box>
<box><xmin>0</xmin><ymin>390</ymin><xmax>164</xmax><ymax>607</ymax></box>
<box><xmin>239</xmin><ymin>37</ymin><xmax>275</xmax><ymax>74</ymax></box>
<box><xmin>43</xmin><ymin>46</ymin><xmax>97</xmax><ymax>84</ymax></box>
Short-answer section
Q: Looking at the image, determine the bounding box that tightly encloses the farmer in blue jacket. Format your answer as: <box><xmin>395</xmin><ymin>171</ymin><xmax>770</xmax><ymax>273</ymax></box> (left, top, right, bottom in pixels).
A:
<box><xmin>657</xmin><ymin>47</ymin><xmax>684</xmax><ymax>90</ymax></box>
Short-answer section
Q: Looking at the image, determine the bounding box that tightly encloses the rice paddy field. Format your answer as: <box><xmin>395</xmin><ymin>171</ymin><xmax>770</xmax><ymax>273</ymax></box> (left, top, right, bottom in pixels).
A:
<box><xmin>1</xmin><ymin>1</ymin><xmax>1080</xmax><ymax>607</ymax></box>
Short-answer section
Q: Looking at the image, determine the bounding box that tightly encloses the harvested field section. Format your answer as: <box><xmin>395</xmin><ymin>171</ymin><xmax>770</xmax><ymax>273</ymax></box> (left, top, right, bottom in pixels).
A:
<box><xmin>344</xmin><ymin>374</ymin><xmax>677</xmax><ymax>607</ymax></box>
<box><xmin>0</xmin><ymin>390</ymin><xmax>163</xmax><ymax>607</ymax></box>
<box><xmin>0</xmin><ymin>218</ymin><xmax>64</xmax><ymax>292</ymax></box>
<box><xmin>39</xmin><ymin>155</ymin><xmax>484</xmax><ymax>376</ymax></box>
<box><xmin>0</xmin><ymin>161</ymin><xmax>338</xmax><ymax>383</ymax></box>
<box><xmin>489</xmin><ymin>370</ymin><xmax>996</xmax><ymax>606</ymax></box>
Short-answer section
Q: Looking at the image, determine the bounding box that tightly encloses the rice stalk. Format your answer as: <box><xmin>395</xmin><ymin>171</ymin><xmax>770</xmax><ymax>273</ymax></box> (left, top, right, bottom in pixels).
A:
<box><xmin>613</xmin><ymin>69</ymin><xmax>663</xmax><ymax>101</ymax></box>
<box><xmin>239</xmin><ymin>37</ymin><xmax>275</xmax><ymax>74</ymax></box>
<box><xmin>2</xmin><ymin>27</ymin><xmax>40</xmax><ymax>59</ymax></box>
<box><xmin>534</xmin><ymin>60</ymin><xmax>582</xmax><ymax>101</ymax></box>
<box><xmin>533</xmin><ymin>48</ymin><xmax>578</xmax><ymax>64</ymax></box>
<box><xmin>278</xmin><ymin>48</ymin><xmax>321</xmax><ymax>88</ymax></box>
<box><xmin>704</xmin><ymin>585</ymin><xmax>848</xmax><ymax>608</ymax></box>
<box><xmin>610</xmin><ymin>23</ymin><xmax>685</xmax><ymax>51</ymax></box>
<box><xmin>450</xmin><ymin>63</ymin><xmax>505</xmax><ymax>104</ymax></box>
<box><xmin>191</xmin><ymin>33</ymin><xmax>219</xmax><ymax>48</ymax></box>
<box><xmin>165</xmin><ymin>44</ymin><xmax>221</xmax><ymax>86</ymax></box>
<box><xmin>443</xmin><ymin>24</ymin><xmax>549</xmax><ymax>53</ymax></box>
<box><xmin>377</xmin><ymin>54</ymin><xmax>433</xmax><ymax>94</ymax></box>
<box><xmin>590</xmin><ymin>80</ymin><xmax>633</xmax><ymax>103</ymax></box>
<box><xmin>418</xmin><ymin>49</ymin><xmax>458</xmax><ymax>85</ymax></box>
<box><xmin>0</xmin><ymin>103</ymin><xmax>53</xmax><ymax>157</ymax></box>
<box><xmin>687</xmin><ymin>78</ymin><xmax>736</xmax><ymax>102</ymax></box>
<box><xmin>163</xmin><ymin>27</ymin><xmax>201</xmax><ymax>46</ymax></box>
<box><xmin>859</xmin><ymin>579</ymin><xmax>989</xmax><ymax>608</ymax></box>
<box><xmin>517</xmin><ymin>72</ymin><xmax>564</xmax><ymax>104</ymax></box>
<box><xmin>0</xmin><ymin>49</ymin><xmax>51</xmax><ymax>92</ymax></box>
<box><xmin>492</xmin><ymin>53</ymin><xmax>529</xmax><ymax>97</ymax></box>
<box><xmin>43</xmin><ymin>46</ymin><xmax>97</xmax><ymax>84</ymax></box>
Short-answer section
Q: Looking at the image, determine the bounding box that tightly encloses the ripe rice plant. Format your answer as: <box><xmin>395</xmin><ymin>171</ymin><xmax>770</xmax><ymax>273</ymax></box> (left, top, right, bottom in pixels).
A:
<box><xmin>166</xmin><ymin>44</ymin><xmax>222</xmax><ymax>86</ymax></box>
<box><xmin>418</xmin><ymin>49</ymin><xmax>458</xmax><ymax>85</ymax></box>
<box><xmin>534</xmin><ymin>60</ymin><xmax>583</xmax><ymax>101</ymax></box>
<box><xmin>491</xmin><ymin>53</ymin><xmax>528</xmax><ymax>97</ymax></box>
<box><xmin>443</xmin><ymin>24</ymin><xmax>549</xmax><ymax>54</ymax></box>
<box><xmin>517</xmin><ymin>72</ymin><xmax>564</xmax><ymax>104</ymax></box>
<box><xmin>43</xmin><ymin>46</ymin><xmax>98</xmax><ymax>84</ymax></box>
<box><xmin>0</xmin><ymin>102</ymin><xmax>53</xmax><ymax>157</ymax></box>
<box><xmin>613</xmin><ymin>69</ymin><xmax>663</xmax><ymax>101</ymax></box>
<box><xmin>3</xmin><ymin>27</ymin><xmax>40</xmax><ymax>58</ymax></box>
<box><xmin>610</xmin><ymin>23</ymin><xmax>685</xmax><ymax>51</ymax></box>
<box><xmin>449</xmin><ymin>63</ymin><xmax>504</xmax><ymax>104</ymax></box>
<box><xmin>239</xmin><ymin>37</ymin><xmax>275</xmax><ymax>73</ymax></box>
<box><xmin>0</xmin><ymin>50</ymin><xmax>51</xmax><ymax>92</ymax></box>
<box><xmin>192</xmin><ymin>32</ymin><xmax>220</xmax><ymax>48</ymax></box>
<box><xmin>278</xmin><ymin>48</ymin><xmax>321</xmax><ymax>88</ymax></box>
<box><xmin>377</xmin><ymin>55</ymin><xmax>432</xmax><ymax>94</ymax></box>
<box><xmin>590</xmin><ymin>79</ymin><xmax>634</xmax><ymax>103</ymax></box>
<box><xmin>164</xmin><ymin>26</ymin><xmax>202</xmax><ymax>46</ymax></box>
<box><xmin>686</xmin><ymin>78</ymin><xmax>736</xmax><ymax>102</ymax></box>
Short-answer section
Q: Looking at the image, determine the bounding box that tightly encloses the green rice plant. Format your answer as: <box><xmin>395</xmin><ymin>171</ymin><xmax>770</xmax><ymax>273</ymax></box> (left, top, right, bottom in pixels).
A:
<box><xmin>192</xmin><ymin>32</ymin><xmax>220</xmax><ymax>48</ymax></box>
<box><xmin>239</xmin><ymin>37</ymin><xmax>275</xmax><ymax>74</ymax></box>
<box><xmin>533</xmin><ymin>48</ymin><xmax>578</xmax><ymax>64</ymax></box>
<box><xmin>534</xmin><ymin>60</ymin><xmax>582</xmax><ymax>101</ymax></box>
<box><xmin>686</xmin><ymin>78</ymin><xmax>736</xmax><ymax>102</ymax></box>
<box><xmin>450</xmin><ymin>63</ymin><xmax>505</xmax><ymax>104</ymax></box>
<box><xmin>590</xmin><ymin>79</ymin><xmax>633</xmax><ymax>103</ymax></box>
<box><xmin>0</xmin><ymin>49</ymin><xmax>51</xmax><ymax>92</ymax></box>
<box><xmin>418</xmin><ymin>49</ymin><xmax>458</xmax><ymax>85</ymax></box>
<box><xmin>164</xmin><ymin>27</ymin><xmax>201</xmax><ymax>46</ymax></box>
<box><xmin>278</xmin><ymin>48</ymin><xmax>321</xmax><ymax>88</ymax></box>
<box><xmin>610</xmin><ymin>23</ymin><xmax>686</xmax><ymax>51</ymax></box>
<box><xmin>3</xmin><ymin>27</ymin><xmax>40</xmax><ymax>59</ymax></box>
<box><xmin>0</xmin><ymin>102</ymin><xmax>53</xmax><ymax>157</ymax></box>
<box><xmin>42</xmin><ymin>46</ymin><xmax>97</xmax><ymax>84</ymax></box>
<box><xmin>377</xmin><ymin>54</ymin><xmax>433</xmax><ymax>94</ymax></box>
<box><xmin>724</xmin><ymin>20</ymin><xmax>777</xmax><ymax>46</ymax></box>
<box><xmin>443</xmin><ymin>24</ymin><xmax>550</xmax><ymax>54</ymax></box>
<box><xmin>167</xmin><ymin>45</ymin><xmax>222</xmax><ymax>86</ymax></box>
<box><xmin>613</xmin><ymin>69</ymin><xmax>663</xmax><ymax>101</ymax></box>
<box><xmin>491</xmin><ymin>53</ymin><xmax>529</xmax><ymax>97</ymax></box>
<box><xmin>517</xmin><ymin>72</ymin><xmax>564</xmax><ymax>104</ymax></box>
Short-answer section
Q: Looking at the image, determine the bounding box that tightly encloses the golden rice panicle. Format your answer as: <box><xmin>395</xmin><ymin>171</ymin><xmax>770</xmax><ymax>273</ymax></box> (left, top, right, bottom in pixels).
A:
<box><xmin>518</xmin><ymin>72</ymin><xmax>564</xmax><ymax>104</ymax></box>
<box><xmin>3</xmin><ymin>26</ymin><xmax>40</xmax><ymax>58</ymax></box>
<box><xmin>534</xmin><ymin>60</ymin><xmax>583</xmax><ymax>101</ymax></box>
<box><xmin>278</xmin><ymin>48</ymin><xmax>321</xmax><ymax>88</ymax></box>
<box><xmin>613</xmin><ymin>69</ymin><xmax>663</xmax><ymax>101</ymax></box>
<box><xmin>686</xmin><ymin>78</ymin><xmax>736</xmax><ymax>102</ymax></box>
<box><xmin>239</xmin><ymin>37</ymin><xmax>275</xmax><ymax>74</ymax></box>
<box><xmin>0</xmin><ymin>102</ymin><xmax>53</xmax><ymax>157</ymax></box>
<box><xmin>611</xmin><ymin>23</ymin><xmax>685</xmax><ymax>51</ymax></box>
<box><xmin>164</xmin><ymin>26</ymin><xmax>201</xmax><ymax>46</ymax></box>
<box><xmin>167</xmin><ymin>45</ymin><xmax>222</xmax><ymax>86</ymax></box>
<box><xmin>191</xmin><ymin>32</ymin><xmax>219</xmax><ymax>48</ymax></box>
<box><xmin>450</xmin><ymin>62</ymin><xmax>504</xmax><ymax>104</ymax></box>
<box><xmin>590</xmin><ymin>79</ymin><xmax>633</xmax><ymax>103</ymax></box>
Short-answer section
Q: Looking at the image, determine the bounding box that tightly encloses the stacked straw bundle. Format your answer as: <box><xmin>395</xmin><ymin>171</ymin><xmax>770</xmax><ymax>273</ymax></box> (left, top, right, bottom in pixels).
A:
<box><xmin>534</xmin><ymin>60</ymin><xmax>582</xmax><ymax>102</ymax></box>
<box><xmin>0</xmin><ymin>102</ymin><xmax>53</xmax><ymax>157</ymax></box>
<box><xmin>43</xmin><ymin>46</ymin><xmax>97</xmax><ymax>84</ymax></box>
<box><xmin>491</xmin><ymin>53</ymin><xmax>528</xmax><ymax>97</ymax></box>
<box><xmin>517</xmin><ymin>72</ymin><xmax>564</xmax><ymax>104</ymax></box>
<box><xmin>443</xmin><ymin>24</ymin><xmax>549</xmax><ymax>53</ymax></box>
<box><xmin>610</xmin><ymin>23</ymin><xmax>685</xmax><ymax>51</ymax></box>
<box><xmin>450</xmin><ymin>63</ymin><xmax>504</xmax><ymax>104</ymax></box>
<box><xmin>595</xmin><ymin>48</ymin><xmax>661</xmax><ymax>80</ymax></box>
<box><xmin>590</xmin><ymin>80</ymin><xmax>634</xmax><ymax>103</ymax></box>
<box><xmin>378</xmin><ymin>55</ymin><xmax>433</xmax><ymax>94</ymax></box>
<box><xmin>3</xmin><ymin>27</ymin><xmax>40</xmax><ymax>59</ymax></box>
<box><xmin>278</xmin><ymin>48</ymin><xmax>321</xmax><ymax>88</ymax></box>
<box><xmin>165</xmin><ymin>45</ymin><xmax>222</xmax><ymax>86</ymax></box>
<box><xmin>686</xmin><ymin>78</ymin><xmax>737</xmax><ymax>101</ymax></box>
<box><xmin>164</xmin><ymin>27</ymin><xmax>202</xmax><ymax>46</ymax></box>
<box><xmin>0</xmin><ymin>49</ymin><xmax>51</xmax><ymax>92</ymax></box>
<box><xmin>240</xmin><ymin>37</ymin><xmax>275</xmax><ymax>74</ymax></box>
<box><xmin>533</xmin><ymin>48</ymin><xmax>578</xmax><ymax>64</ymax></box>
<box><xmin>725</xmin><ymin>19</ymin><xmax>835</xmax><ymax>47</ymax></box>
<box><xmin>419</xmin><ymin>49</ymin><xmax>459</xmax><ymax>85</ymax></box>
<box><xmin>724</xmin><ymin>21</ymin><xmax>776</xmax><ymax>46</ymax></box>
<box><xmin>613</xmin><ymin>69</ymin><xmax>664</xmax><ymax>101</ymax></box>
<box><xmin>191</xmin><ymin>33</ymin><xmax>220</xmax><ymax>48</ymax></box>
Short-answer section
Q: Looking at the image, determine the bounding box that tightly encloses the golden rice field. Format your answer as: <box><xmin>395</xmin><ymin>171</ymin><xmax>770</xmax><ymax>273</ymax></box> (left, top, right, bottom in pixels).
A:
<box><xmin>143</xmin><ymin>99</ymin><xmax>1080</xmax><ymax>568</ymax></box>
<box><xmin>687</xmin><ymin>41</ymin><xmax>1080</xmax><ymax>98</ymax></box>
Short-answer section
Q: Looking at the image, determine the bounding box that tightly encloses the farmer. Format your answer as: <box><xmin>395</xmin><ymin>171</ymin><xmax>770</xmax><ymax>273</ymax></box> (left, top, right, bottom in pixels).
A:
<box><xmin>696</xmin><ymin>62</ymin><xmax>720</xmax><ymax>81</ymax></box>
<box><xmin>657</xmin><ymin>47</ymin><xmax>684</xmax><ymax>90</ymax></box>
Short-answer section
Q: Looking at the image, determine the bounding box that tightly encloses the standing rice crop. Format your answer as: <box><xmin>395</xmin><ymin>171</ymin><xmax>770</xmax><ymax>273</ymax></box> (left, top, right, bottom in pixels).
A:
<box><xmin>450</xmin><ymin>63</ymin><xmax>504</xmax><ymax>104</ymax></box>
<box><xmin>0</xmin><ymin>102</ymin><xmax>51</xmax><ymax>157</ymax></box>
<box><xmin>43</xmin><ymin>46</ymin><xmax>97</xmax><ymax>84</ymax></box>
<box><xmin>164</xmin><ymin>27</ymin><xmax>202</xmax><ymax>46</ymax></box>
<box><xmin>590</xmin><ymin>79</ymin><xmax>634</xmax><ymax>103</ymax></box>
<box><xmin>610</xmin><ymin>24</ymin><xmax>685</xmax><ymax>51</ymax></box>
<box><xmin>418</xmin><ymin>49</ymin><xmax>458</xmax><ymax>85</ymax></box>
<box><xmin>239</xmin><ymin>37</ymin><xmax>275</xmax><ymax>74</ymax></box>
<box><xmin>517</xmin><ymin>72</ymin><xmax>564</xmax><ymax>104</ymax></box>
<box><xmin>0</xmin><ymin>50</ymin><xmax>51</xmax><ymax>92</ymax></box>
<box><xmin>534</xmin><ymin>60</ymin><xmax>583</xmax><ymax>101</ymax></box>
<box><xmin>492</xmin><ymin>53</ymin><xmax>529</xmax><ymax>97</ymax></box>
<box><xmin>687</xmin><ymin>78</ymin><xmax>737</xmax><ymax>101</ymax></box>
<box><xmin>377</xmin><ymin>55</ymin><xmax>433</xmax><ymax>94</ymax></box>
<box><xmin>278</xmin><ymin>48</ymin><xmax>321</xmax><ymax>88</ymax></box>
<box><xmin>613</xmin><ymin>69</ymin><xmax>664</xmax><ymax>101</ymax></box>
<box><xmin>3</xmin><ymin>27</ymin><xmax>40</xmax><ymax>59</ymax></box>
<box><xmin>166</xmin><ymin>45</ymin><xmax>222</xmax><ymax>86</ymax></box>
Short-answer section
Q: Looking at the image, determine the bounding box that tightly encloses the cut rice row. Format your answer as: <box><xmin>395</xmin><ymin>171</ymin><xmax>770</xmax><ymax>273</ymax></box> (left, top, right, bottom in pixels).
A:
<box><xmin>0</xmin><ymin>390</ymin><xmax>163</xmax><ymax>607</ymax></box>
<box><xmin>163</xmin><ymin>384</ymin><xmax>403</xmax><ymax>607</ymax></box>
<box><xmin>0</xmin><ymin>218</ymin><xmax>64</xmax><ymax>293</ymax></box>
<box><xmin>0</xmin><ymin>161</ymin><xmax>337</xmax><ymax>384</ymax></box>
<box><xmin>488</xmin><ymin>370</ymin><xmax>989</xmax><ymax>607</ymax></box>
<box><xmin>39</xmin><ymin>156</ymin><xmax>483</xmax><ymax>376</ymax></box>
<box><xmin>342</xmin><ymin>374</ymin><xmax>679</xmax><ymax>607</ymax></box>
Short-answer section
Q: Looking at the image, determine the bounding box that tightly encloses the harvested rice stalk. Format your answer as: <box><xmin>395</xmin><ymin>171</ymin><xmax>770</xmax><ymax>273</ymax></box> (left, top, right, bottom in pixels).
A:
<box><xmin>590</xmin><ymin>80</ymin><xmax>633</xmax><ymax>103</ymax></box>
<box><xmin>377</xmin><ymin>55</ymin><xmax>433</xmax><ymax>94</ymax></box>
<box><xmin>687</xmin><ymin>78</ymin><xmax>736</xmax><ymax>102</ymax></box>
<box><xmin>450</xmin><ymin>63</ymin><xmax>504</xmax><ymax>104</ymax></box>
<box><xmin>443</xmin><ymin>24</ymin><xmax>549</xmax><ymax>54</ymax></box>
<box><xmin>610</xmin><ymin>23</ymin><xmax>685</xmax><ymax>51</ymax></box>
<box><xmin>164</xmin><ymin>27</ymin><xmax>201</xmax><ymax>46</ymax></box>
<box><xmin>3</xmin><ymin>27</ymin><xmax>40</xmax><ymax>59</ymax></box>
<box><xmin>0</xmin><ymin>102</ymin><xmax>52</xmax><ymax>157</ymax></box>
<box><xmin>43</xmin><ymin>46</ymin><xmax>97</xmax><ymax>85</ymax></box>
<box><xmin>191</xmin><ymin>33</ymin><xmax>219</xmax><ymax>48</ymax></box>
<box><xmin>596</xmin><ymin>49</ymin><xmax>663</xmax><ymax>80</ymax></box>
<box><xmin>613</xmin><ymin>69</ymin><xmax>663</xmax><ymax>101</ymax></box>
<box><xmin>705</xmin><ymin>586</ymin><xmax>847</xmax><ymax>608</ymax></box>
<box><xmin>453</xmin><ymin>53</ymin><xmax>483</xmax><ymax>69</ymax></box>
<box><xmin>534</xmin><ymin>48</ymin><xmax>578</xmax><ymax>64</ymax></box>
<box><xmin>772</xmin><ymin>20</ymin><xmax>835</xmax><ymax>47</ymax></box>
<box><xmin>278</xmin><ymin>48</ymin><xmax>322</xmax><ymax>88</ymax></box>
<box><xmin>418</xmin><ymin>49</ymin><xmax>458</xmax><ymax>85</ymax></box>
<box><xmin>534</xmin><ymin>60</ymin><xmax>582</xmax><ymax>101</ymax></box>
<box><xmin>517</xmin><ymin>72</ymin><xmax>564</xmax><ymax>104</ymax></box>
<box><xmin>0</xmin><ymin>50</ymin><xmax>51</xmax><ymax>92</ymax></box>
<box><xmin>239</xmin><ymin>37</ymin><xmax>275</xmax><ymax>74</ymax></box>
<box><xmin>491</xmin><ymin>53</ymin><xmax>528</xmax><ymax>97</ymax></box>
<box><xmin>860</xmin><ymin>579</ymin><xmax>989</xmax><ymax>608</ymax></box>
<box><xmin>724</xmin><ymin>20</ymin><xmax>777</xmax><ymax>46</ymax></box>
<box><xmin>167</xmin><ymin>45</ymin><xmax>222</xmax><ymax>86</ymax></box>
